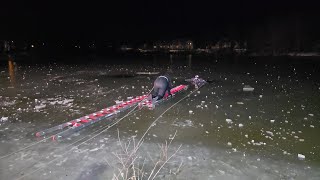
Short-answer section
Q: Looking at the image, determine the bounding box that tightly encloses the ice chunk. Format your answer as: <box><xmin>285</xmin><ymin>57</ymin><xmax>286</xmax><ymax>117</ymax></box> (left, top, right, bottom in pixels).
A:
<box><xmin>270</xmin><ymin>120</ymin><xmax>275</xmax><ymax>123</ymax></box>
<box><xmin>266</xmin><ymin>131</ymin><xmax>274</xmax><ymax>136</ymax></box>
<box><xmin>226</xmin><ymin>119</ymin><xmax>233</xmax><ymax>124</ymax></box>
<box><xmin>243</xmin><ymin>85</ymin><xmax>254</xmax><ymax>92</ymax></box>
<box><xmin>89</xmin><ymin>148</ymin><xmax>99</xmax><ymax>152</ymax></box>
<box><xmin>35</xmin><ymin>104</ymin><xmax>46</xmax><ymax>110</ymax></box>
<box><xmin>236</xmin><ymin>102</ymin><xmax>244</xmax><ymax>105</ymax></box>
<box><xmin>308</xmin><ymin>114</ymin><xmax>314</xmax><ymax>117</ymax></box>
<box><xmin>298</xmin><ymin>154</ymin><xmax>305</xmax><ymax>160</ymax></box>
<box><xmin>0</xmin><ymin>117</ymin><xmax>8</xmax><ymax>122</ymax></box>
<box><xmin>227</xmin><ymin>142</ymin><xmax>232</xmax><ymax>146</ymax></box>
<box><xmin>189</xmin><ymin>110</ymin><xmax>193</xmax><ymax>114</ymax></box>
<box><xmin>238</xmin><ymin>123</ymin><xmax>244</xmax><ymax>128</ymax></box>
<box><xmin>115</xmin><ymin>100</ymin><xmax>123</xmax><ymax>104</ymax></box>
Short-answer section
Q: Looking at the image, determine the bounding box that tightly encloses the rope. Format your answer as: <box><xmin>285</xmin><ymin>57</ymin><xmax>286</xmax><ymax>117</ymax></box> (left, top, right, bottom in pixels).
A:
<box><xmin>14</xmin><ymin>87</ymin><xmax>154</xmax><ymax>180</ymax></box>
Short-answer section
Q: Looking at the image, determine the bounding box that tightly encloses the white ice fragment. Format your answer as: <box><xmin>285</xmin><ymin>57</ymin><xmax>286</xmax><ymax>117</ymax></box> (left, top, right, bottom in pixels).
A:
<box><xmin>197</xmin><ymin>91</ymin><xmax>200</xmax><ymax>94</ymax></box>
<box><xmin>283</xmin><ymin>151</ymin><xmax>287</xmax><ymax>155</ymax></box>
<box><xmin>205</xmin><ymin>131</ymin><xmax>209</xmax><ymax>134</ymax></box>
<box><xmin>226</xmin><ymin>119</ymin><xmax>233</xmax><ymax>124</ymax></box>
<box><xmin>270</xmin><ymin>119</ymin><xmax>275</xmax><ymax>123</ymax></box>
<box><xmin>238</xmin><ymin>123</ymin><xmax>244</xmax><ymax>128</ymax></box>
<box><xmin>266</xmin><ymin>131</ymin><xmax>274</xmax><ymax>136</ymax></box>
<box><xmin>236</xmin><ymin>102</ymin><xmax>244</xmax><ymax>105</ymax></box>
<box><xmin>201</xmin><ymin>101</ymin><xmax>205</xmax><ymax>104</ymax></box>
<box><xmin>35</xmin><ymin>104</ymin><xmax>46</xmax><ymax>110</ymax></box>
<box><xmin>249</xmin><ymin>116</ymin><xmax>252</xmax><ymax>119</ymax></box>
<box><xmin>152</xmin><ymin>134</ymin><xmax>157</xmax><ymax>137</ymax></box>
<box><xmin>230</xmin><ymin>105</ymin><xmax>232</xmax><ymax>108</ymax></box>
<box><xmin>308</xmin><ymin>114</ymin><xmax>314</xmax><ymax>117</ymax></box>
<box><xmin>189</xmin><ymin>110</ymin><xmax>193</xmax><ymax>114</ymax></box>
<box><xmin>187</xmin><ymin>156</ymin><xmax>192</xmax><ymax>160</ymax></box>
<box><xmin>115</xmin><ymin>100</ymin><xmax>123</xmax><ymax>104</ymax></box>
<box><xmin>90</xmin><ymin>148</ymin><xmax>99</xmax><ymax>152</ymax></box>
<box><xmin>0</xmin><ymin>117</ymin><xmax>8</xmax><ymax>122</ymax></box>
<box><xmin>243</xmin><ymin>85</ymin><xmax>254</xmax><ymax>92</ymax></box>
<box><xmin>245</xmin><ymin>134</ymin><xmax>248</xmax><ymax>138</ymax></box>
<box><xmin>259</xmin><ymin>95</ymin><xmax>263</xmax><ymax>98</ymax></box>
<box><xmin>298</xmin><ymin>154</ymin><xmax>305</xmax><ymax>160</ymax></box>
<box><xmin>310</xmin><ymin>125</ymin><xmax>315</xmax><ymax>128</ymax></box>
<box><xmin>227</xmin><ymin>142</ymin><xmax>232</xmax><ymax>146</ymax></box>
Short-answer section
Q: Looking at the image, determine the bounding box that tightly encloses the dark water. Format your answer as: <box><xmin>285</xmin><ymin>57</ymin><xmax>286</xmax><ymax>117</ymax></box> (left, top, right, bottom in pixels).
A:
<box><xmin>0</xmin><ymin>54</ymin><xmax>320</xmax><ymax>179</ymax></box>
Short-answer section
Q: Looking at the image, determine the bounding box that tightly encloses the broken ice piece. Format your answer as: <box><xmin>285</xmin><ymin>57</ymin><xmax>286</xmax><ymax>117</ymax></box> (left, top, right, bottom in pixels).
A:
<box><xmin>308</xmin><ymin>114</ymin><xmax>314</xmax><ymax>117</ymax></box>
<box><xmin>236</xmin><ymin>102</ymin><xmax>244</xmax><ymax>105</ymax></box>
<box><xmin>298</xmin><ymin>154</ymin><xmax>305</xmax><ymax>160</ymax></box>
<box><xmin>189</xmin><ymin>110</ymin><xmax>193</xmax><ymax>114</ymax></box>
<box><xmin>226</xmin><ymin>119</ymin><xmax>233</xmax><ymax>124</ymax></box>
<box><xmin>115</xmin><ymin>100</ymin><xmax>123</xmax><ymax>104</ymax></box>
<box><xmin>266</xmin><ymin>131</ymin><xmax>274</xmax><ymax>136</ymax></box>
<box><xmin>0</xmin><ymin>117</ymin><xmax>8</xmax><ymax>122</ymax></box>
<box><xmin>238</xmin><ymin>123</ymin><xmax>244</xmax><ymax>128</ymax></box>
<box><xmin>270</xmin><ymin>120</ymin><xmax>275</xmax><ymax>123</ymax></box>
<box><xmin>227</xmin><ymin>142</ymin><xmax>232</xmax><ymax>146</ymax></box>
<box><xmin>243</xmin><ymin>85</ymin><xmax>254</xmax><ymax>92</ymax></box>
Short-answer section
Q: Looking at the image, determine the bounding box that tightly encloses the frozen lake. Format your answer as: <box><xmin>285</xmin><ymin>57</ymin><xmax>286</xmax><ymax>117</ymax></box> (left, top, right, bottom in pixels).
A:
<box><xmin>0</xmin><ymin>55</ymin><xmax>320</xmax><ymax>179</ymax></box>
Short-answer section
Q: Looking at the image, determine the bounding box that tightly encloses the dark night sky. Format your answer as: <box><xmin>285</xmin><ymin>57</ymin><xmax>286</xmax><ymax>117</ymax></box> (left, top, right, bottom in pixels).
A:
<box><xmin>1</xmin><ymin>1</ymin><xmax>319</xmax><ymax>40</ymax></box>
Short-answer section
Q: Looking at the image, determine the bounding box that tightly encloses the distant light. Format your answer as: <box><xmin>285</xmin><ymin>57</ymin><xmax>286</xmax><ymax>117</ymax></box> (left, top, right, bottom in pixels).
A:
<box><xmin>31</xmin><ymin>45</ymin><xmax>34</xmax><ymax>48</ymax></box>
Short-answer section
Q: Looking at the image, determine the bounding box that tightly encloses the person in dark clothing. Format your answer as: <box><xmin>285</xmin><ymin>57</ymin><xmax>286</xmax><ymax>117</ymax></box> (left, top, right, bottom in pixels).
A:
<box><xmin>150</xmin><ymin>75</ymin><xmax>172</xmax><ymax>102</ymax></box>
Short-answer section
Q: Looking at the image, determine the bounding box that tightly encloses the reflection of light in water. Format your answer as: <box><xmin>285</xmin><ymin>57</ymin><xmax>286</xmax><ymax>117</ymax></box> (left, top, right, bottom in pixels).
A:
<box><xmin>8</xmin><ymin>57</ymin><xmax>16</xmax><ymax>87</ymax></box>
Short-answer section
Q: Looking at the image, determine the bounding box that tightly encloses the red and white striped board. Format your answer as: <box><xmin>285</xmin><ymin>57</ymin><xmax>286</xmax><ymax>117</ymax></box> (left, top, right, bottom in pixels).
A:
<box><xmin>35</xmin><ymin>84</ymin><xmax>188</xmax><ymax>140</ymax></box>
